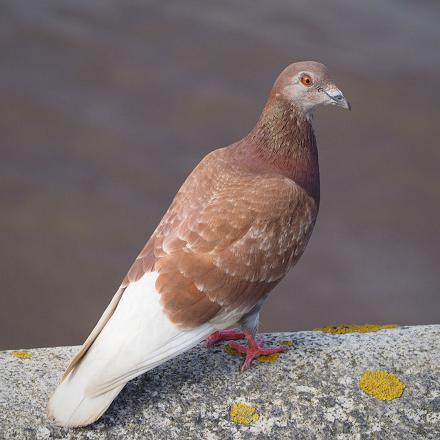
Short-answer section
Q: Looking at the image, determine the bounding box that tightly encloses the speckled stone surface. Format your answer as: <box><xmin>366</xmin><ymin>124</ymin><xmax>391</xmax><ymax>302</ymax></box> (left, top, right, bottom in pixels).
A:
<box><xmin>1</xmin><ymin>325</ymin><xmax>439</xmax><ymax>439</ymax></box>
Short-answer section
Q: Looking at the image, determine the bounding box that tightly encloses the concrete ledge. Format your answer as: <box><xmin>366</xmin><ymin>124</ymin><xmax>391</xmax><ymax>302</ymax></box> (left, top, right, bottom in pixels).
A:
<box><xmin>1</xmin><ymin>325</ymin><xmax>439</xmax><ymax>439</ymax></box>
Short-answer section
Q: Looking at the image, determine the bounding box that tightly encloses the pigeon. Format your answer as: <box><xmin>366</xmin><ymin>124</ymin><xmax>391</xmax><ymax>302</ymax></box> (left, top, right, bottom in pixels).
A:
<box><xmin>48</xmin><ymin>61</ymin><xmax>350</xmax><ymax>427</ymax></box>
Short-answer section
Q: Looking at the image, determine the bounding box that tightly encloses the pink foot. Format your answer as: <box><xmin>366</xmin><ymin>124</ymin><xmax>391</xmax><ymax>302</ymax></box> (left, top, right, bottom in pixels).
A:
<box><xmin>207</xmin><ymin>329</ymin><xmax>246</xmax><ymax>347</ymax></box>
<box><xmin>228</xmin><ymin>331</ymin><xmax>288</xmax><ymax>371</ymax></box>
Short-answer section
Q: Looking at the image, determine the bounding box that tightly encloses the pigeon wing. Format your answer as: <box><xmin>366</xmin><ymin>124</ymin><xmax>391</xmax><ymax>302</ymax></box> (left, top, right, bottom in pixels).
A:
<box><xmin>125</xmin><ymin>148</ymin><xmax>318</xmax><ymax>329</ymax></box>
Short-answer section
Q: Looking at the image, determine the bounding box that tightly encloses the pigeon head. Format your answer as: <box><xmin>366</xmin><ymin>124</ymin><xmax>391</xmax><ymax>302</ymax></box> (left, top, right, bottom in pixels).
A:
<box><xmin>272</xmin><ymin>61</ymin><xmax>350</xmax><ymax>117</ymax></box>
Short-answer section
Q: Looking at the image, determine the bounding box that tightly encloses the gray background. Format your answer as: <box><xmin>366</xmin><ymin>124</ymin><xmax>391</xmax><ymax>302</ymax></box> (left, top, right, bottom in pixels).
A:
<box><xmin>1</xmin><ymin>0</ymin><xmax>439</xmax><ymax>349</ymax></box>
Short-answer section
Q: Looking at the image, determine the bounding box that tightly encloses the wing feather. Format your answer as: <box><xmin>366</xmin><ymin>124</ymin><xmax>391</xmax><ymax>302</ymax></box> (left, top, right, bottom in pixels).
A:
<box><xmin>124</xmin><ymin>148</ymin><xmax>318</xmax><ymax>329</ymax></box>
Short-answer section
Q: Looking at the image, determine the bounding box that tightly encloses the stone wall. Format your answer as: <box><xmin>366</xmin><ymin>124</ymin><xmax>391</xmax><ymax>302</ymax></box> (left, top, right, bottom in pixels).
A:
<box><xmin>1</xmin><ymin>325</ymin><xmax>439</xmax><ymax>439</ymax></box>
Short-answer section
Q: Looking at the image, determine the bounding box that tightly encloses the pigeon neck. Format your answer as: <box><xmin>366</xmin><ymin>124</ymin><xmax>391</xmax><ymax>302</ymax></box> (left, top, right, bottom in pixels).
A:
<box><xmin>246</xmin><ymin>97</ymin><xmax>320</xmax><ymax>203</ymax></box>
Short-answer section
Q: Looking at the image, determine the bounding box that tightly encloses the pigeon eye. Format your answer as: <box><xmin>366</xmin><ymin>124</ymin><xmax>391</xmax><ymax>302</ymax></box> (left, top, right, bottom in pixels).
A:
<box><xmin>300</xmin><ymin>74</ymin><xmax>313</xmax><ymax>87</ymax></box>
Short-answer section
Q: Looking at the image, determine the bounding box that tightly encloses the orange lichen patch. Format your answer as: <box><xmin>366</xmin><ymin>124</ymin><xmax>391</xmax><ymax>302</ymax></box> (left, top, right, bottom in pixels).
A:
<box><xmin>224</xmin><ymin>344</ymin><xmax>241</xmax><ymax>356</ymax></box>
<box><xmin>314</xmin><ymin>324</ymin><xmax>399</xmax><ymax>334</ymax></box>
<box><xmin>224</xmin><ymin>344</ymin><xmax>283</xmax><ymax>363</ymax></box>
<box><xmin>230</xmin><ymin>403</ymin><xmax>260</xmax><ymax>424</ymax></box>
<box><xmin>279</xmin><ymin>340</ymin><xmax>294</xmax><ymax>347</ymax></box>
<box><xmin>256</xmin><ymin>352</ymin><xmax>280</xmax><ymax>363</ymax></box>
<box><xmin>11</xmin><ymin>351</ymin><xmax>32</xmax><ymax>359</ymax></box>
<box><xmin>359</xmin><ymin>370</ymin><xmax>406</xmax><ymax>400</ymax></box>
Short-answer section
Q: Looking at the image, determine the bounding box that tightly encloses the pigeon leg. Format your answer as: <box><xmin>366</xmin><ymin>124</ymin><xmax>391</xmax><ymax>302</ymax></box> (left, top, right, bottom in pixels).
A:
<box><xmin>228</xmin><ymin>331</ymin><xmax>288</xmax><ymax>371</ymax></box>
<box><xmin>206</xmin><ymin>329</ymin><xmax>246</xmax><ymax>347</ymax></box>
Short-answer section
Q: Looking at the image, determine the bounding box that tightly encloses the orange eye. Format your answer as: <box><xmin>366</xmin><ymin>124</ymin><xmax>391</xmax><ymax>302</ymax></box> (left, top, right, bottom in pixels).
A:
<box><xmin>300</xmin><ymin>74</ymin><xmax>313</xmax><ymax>87</ymax></box>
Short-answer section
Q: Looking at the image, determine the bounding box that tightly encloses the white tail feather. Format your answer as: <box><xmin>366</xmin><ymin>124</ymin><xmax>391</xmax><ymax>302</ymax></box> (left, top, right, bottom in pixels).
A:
<box><xmin>48</xmin><ymin>272</ymin><xmax>213</xmax><ymax>427</ymax></box>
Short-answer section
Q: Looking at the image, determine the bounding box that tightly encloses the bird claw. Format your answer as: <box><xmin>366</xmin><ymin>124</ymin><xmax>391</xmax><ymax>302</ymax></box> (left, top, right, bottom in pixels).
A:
<box><xmin>227</xmin><ymin>341</ymin><xmax>288</xmax><ymax>371</ymax></box>
<box><xmin>208</xmin><ymin>329</ymin><xmax>289</xmax><ymax>371</ymax></box>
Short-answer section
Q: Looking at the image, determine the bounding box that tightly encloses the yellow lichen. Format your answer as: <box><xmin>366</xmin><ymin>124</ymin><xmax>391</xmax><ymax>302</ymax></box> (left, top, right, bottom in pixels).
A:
<box><xmin>11</xmin><ymin>351</ymin><xmax>32</xmax><ymax>359</ymax></box>
<box><xmin>256</xmin><ymin>352</ymin><xmax>280</xmax><ymax>363</ymax></box>
<box><xmin>230</xmin><ymin>403</ymin><xmax>260</xmax><ymax>424</ymax></box>
<box><xmin>224</xmin><ymin>344</ymin><xmax>241</xmax><ymax>356</ymax></box>
<box><xmin>280</xmin><ymin>340</ymin><xmax>294</xmax><ymax>347</ymax></box>
<box><xmin>314</xmin><ymin>324</ymin><xmax>399</xmax><ymax>334</ymax></box>
<box><xmin>359</xmin><ymin>370</ymin><xmax>406</xmax><ymax>400</ymax></box>
<box><xmin>224</xmin><ymin>344</ymin><xmax>285</xmax><ymax>363</ymax></box>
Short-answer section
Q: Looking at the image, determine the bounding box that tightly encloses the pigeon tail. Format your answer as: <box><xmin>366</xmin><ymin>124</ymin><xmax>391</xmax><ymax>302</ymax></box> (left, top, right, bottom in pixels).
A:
<box><xmin>48</xmin><ymin>272</ymin><xmax>213</xmax><ymax>427</ymax></box>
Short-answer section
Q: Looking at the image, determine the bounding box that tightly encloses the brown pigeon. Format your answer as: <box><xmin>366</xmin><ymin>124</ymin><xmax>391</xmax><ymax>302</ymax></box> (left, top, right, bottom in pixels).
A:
<box><xmin>48</xmin><ymin>61</ymin><xmax>350</xmax><ymax>427</ymax></box>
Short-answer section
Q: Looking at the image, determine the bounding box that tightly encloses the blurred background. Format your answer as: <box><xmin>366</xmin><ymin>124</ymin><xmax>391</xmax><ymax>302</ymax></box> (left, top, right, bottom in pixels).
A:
<box><xmin>1</xmin><ymin>0</ymin><xmax>439</xmax><ymax>349</ymax></box>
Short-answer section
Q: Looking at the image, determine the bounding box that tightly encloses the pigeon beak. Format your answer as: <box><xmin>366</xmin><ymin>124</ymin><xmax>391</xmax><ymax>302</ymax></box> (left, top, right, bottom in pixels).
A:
<box><xmin>325</xmin><ymin>88</ymin><xmax>351</xmax><ymax>111</ymax></box>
